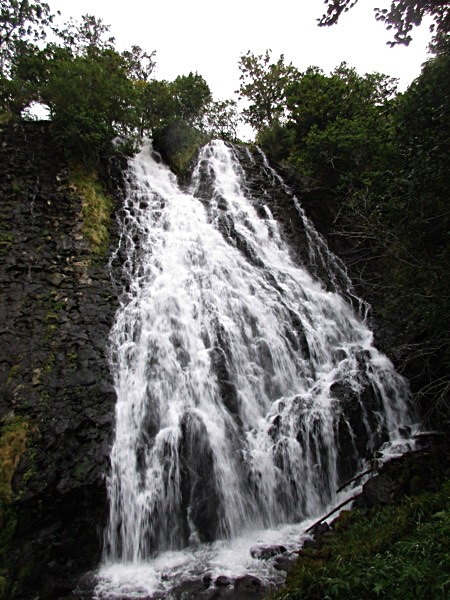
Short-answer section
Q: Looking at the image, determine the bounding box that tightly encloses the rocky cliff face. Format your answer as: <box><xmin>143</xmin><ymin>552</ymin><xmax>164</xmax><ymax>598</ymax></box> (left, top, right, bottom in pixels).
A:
<box><xmin>0</xmin><ymin>122</ymin><xmax>121</xmax><ymax>599</ymax></box>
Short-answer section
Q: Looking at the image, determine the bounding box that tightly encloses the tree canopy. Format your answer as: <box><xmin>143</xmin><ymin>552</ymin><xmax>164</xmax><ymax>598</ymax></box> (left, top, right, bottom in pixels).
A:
<box><xmin>237</xmin><ymin>49</ymin><xmax>298</xmax><ymax>130</ymax></box>
<box><xmin>0</xmin><ymin>0</ymin><xmax>56</xmax><ymax>75</ymax></box>
<box><xmin>0</xmin><ymin>6</ymin><xmax>230</xmax><ymax>163</ymax></box>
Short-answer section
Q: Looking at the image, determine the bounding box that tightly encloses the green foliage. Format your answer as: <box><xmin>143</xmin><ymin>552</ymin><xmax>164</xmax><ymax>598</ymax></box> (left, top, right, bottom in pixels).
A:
<box><xmin>202</xmin><ymin>98</ymin><xmax>239</xmax><ymax>140</ymax></box>
<box><xmin>56</xmin><ymin>13</ymin><xmax>115</xmax><ymax>55</ymax></box>
<box><xmin>171</xmin><ymin>72</ymin><xmax>212</xmax><ymax>125</ymax></box>
<box><xmin>140</xmin><ymin>73</ymin><xmax>216</xmax><ymax>171</ymax></box>
<box><xmin>1</xmin><ymin>6</ymin><xmax>226</xmax><ymax>164</ymax></box>
<box><xmin>276</xmin><ymin>480</ymin><xmax>450</xmax><ymax>599</ymax></box>
<box><xmin>269</xmin><ymin>63</ymin><xmax>398</xmax><ymax>198</ymax></box>
<box><xmin>381</xmin><ymin>53</ymin><xmax>450</xmax><ymax>414</ymax></box>
<box><xmin>256</xmin><ymin>122</ymin><xmax>294</xmax><ymax>162</ymax></box>
<box><xmin>0</xmin><ymin>0</ymin><xmax>56</xmax><ymax>117</ymax></box>
<box><xmin>0</xmin><ymin>38</ymin><xmax>45</xmax><ymax>116</ymax></box>
<box><xmin>237</xmin><ymin>49</ymin><xmax>298</xmax><ymax>130</ymax></box>
<box><xmin>141</xmin><ymin>78</ymin><xmax>177</xmax><ymax>132</ymax></box>
<box><xmin>140</xmin><ymin>73</ymin><xmax>215</xmax><ymax>141</ymax></box>
<box><xmin>40</xmin><ymin>42</ymin><xmax>140</xmax><ymax>162</ymax></box>
<box><xmin>0</xmin><ymin>0</ymin><xmax>55</xmax><ymax>76</ymax></box>
<box><xmin>121</xmin><ymin>45</ymin><xmax>156</xmax><ymax>83</ymax></box>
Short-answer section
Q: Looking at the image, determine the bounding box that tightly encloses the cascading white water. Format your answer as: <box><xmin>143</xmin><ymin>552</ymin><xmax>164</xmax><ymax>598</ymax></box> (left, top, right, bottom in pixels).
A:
<box><xmin>96</xmin><ymin>139</ymin><xmax>413</xmax><ymax>598</ymax></box>
<box><xmin>253</xmin><ymin>146</ymin><xmax>370</xmax><ymax>319</ymax></box>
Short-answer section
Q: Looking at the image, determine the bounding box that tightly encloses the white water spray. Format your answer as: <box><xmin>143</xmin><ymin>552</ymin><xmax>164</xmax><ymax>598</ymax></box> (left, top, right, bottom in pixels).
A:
<box><xmin>97</xmin><ymin>140</ymin><xmax>413</xmax><ymax>597</ymax></box>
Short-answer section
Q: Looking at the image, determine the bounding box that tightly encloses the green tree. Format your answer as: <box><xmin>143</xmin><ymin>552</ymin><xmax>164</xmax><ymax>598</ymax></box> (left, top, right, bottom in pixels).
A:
<box><xmin>384</xmin><ymin>53</ymin><xmax>450</xmax><ymax>414</ymax></box>
<box><xmin>27</xmin><ymin>14</ymin><xmax>160</xmax><ymax>162</ymax></box>
<box><xmin>0</xmin><ymin>0</ymin><xmax>55</xmax><ymax>76</ymax></box>
<box><xmin>56</xmin><ymin>13</ymin><xmax>115</xmax><ymax>56</ymax></box>
<box><xmin>120</xmin><ymin>45</ymin><xmax>157</xmax><ymax>134</ymax></box>
<box><xmin>143</xmin><ymin>73</ymin><xmax>212</xmax><ymax>175</ymax></box>
<box><xmin>170</xmin><ymin>72</ymin><xmax>212</xmax><ymax>125</ymax></box>
<box><xmin>0</xmin><ymin>39</ymin><xmax>44</xmax><ymax>115</ymax></box>
<box><xmin>237</xmin><ymin>49</ymin><xmax>298</xmax><ymax>130</ymax></box>
<box><xmin>202</xmin><ymin>99</ymin><xmax>239</xmax><ymax>140</ymax></box>
<box><xmin>139</xmin><ymin>73</ymin><xmax>212</xmax><ymax>136</ymax></box>
<box><xmin>140</xmin><ymin>79</ymin><xmax>177</xmax><ymax>134</ymax></box>
<box><xmin>41</xmin><ymin>47</ymin><xmax>139</xmax><ymax>162</ymax></box>
<box><xmin>122</xmin><ymin>45</ymin><xmax>156</xmax><ymax>83</ymax></box>
<box><xmin>0</xmin><ymin>0</ymin><xmax>57</xmax><ymax>117</ymax></box>
<box><xmin>268</xmin><ymin>63</ymin><xmax>398</xmax><ymax>194</ymax></box>
<box><xmin>33</xmin><ymin>16</ymin><xmax>145</xmax><ymax>161</ymax></box>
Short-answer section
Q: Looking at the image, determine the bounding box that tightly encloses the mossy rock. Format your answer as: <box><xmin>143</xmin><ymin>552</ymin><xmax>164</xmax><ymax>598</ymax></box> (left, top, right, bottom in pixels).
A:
<box><xmin>0</xmin><ymin>233</ymin><xmax>13</xmax><ymax>256</ymax></box>
<box><xmin>153</xmin><ymin>121</ymin><xmax>209</xmax><ymax>178</ymax></box>
<box><xmin>69</xmin><ymin>166</ymin><xmax>113</xmax><ymax>256</ymax></box>
<box><xmin>0</xmin><ymin>417</ymin><xmax>33</xmax><ymax>501</ymax></box>
<box><xmin>0</xmin><ymin>416</ymin><xmax>37</xmax><ymax>593</ymax></box>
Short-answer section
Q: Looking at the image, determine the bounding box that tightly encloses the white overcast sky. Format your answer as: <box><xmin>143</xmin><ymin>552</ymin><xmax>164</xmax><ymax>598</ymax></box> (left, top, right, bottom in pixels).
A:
<box><xmin>58</xmin><ymin>0</ymin><xmax>432</xmax><ymax>101</ymax></box>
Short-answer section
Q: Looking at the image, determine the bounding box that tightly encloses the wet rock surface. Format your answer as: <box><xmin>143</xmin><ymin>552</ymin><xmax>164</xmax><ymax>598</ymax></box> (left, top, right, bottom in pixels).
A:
<box><xmin>0</xmin><ymin>122</ymin><xmax>122</xmax><ymax>598</ymax></box>
<box><xmin>169</xmin><ymin>572</ymin><xmax>269</xmax><ymax>600</ymax></box>
<box><xmin>250</xmin><ymin>544</ymin><xmax>287</xmax><ymax>560</ymax></box>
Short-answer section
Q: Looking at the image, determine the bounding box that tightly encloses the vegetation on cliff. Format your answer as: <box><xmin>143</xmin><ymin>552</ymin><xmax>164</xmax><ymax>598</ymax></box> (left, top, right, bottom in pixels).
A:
<box><xmin>70</xmin><ymin>167</ymin><xmax>113</xmax><ymax>256</ymax></box>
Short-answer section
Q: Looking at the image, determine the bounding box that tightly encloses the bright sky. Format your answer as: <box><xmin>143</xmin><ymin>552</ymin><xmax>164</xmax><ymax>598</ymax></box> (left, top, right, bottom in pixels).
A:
<box><xmin>55</xmin><ymin>0</ymin><xmax>432</xmax><ymax>139</ymax></box>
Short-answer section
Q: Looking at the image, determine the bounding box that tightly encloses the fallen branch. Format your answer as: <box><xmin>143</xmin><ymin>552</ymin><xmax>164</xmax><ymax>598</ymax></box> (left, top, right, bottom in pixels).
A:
<box><xmin>336</xmin><ymin>466</ymin><xmax>377</xmax><ymax>494</ymax></box>
<box><xmin>305</xmin><ymin>492</ymin><xmax>362</xmax><ymax>534</ymax></box>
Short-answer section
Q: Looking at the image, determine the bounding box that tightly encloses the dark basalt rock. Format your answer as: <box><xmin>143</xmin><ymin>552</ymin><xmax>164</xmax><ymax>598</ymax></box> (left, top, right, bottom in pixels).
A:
<box><xmin>331</xmin><ymin>379</ymin><xmax>387</xmax><ymax>485</ymax></box>
<box><xmin>250</xmin><ymin>544</ymin><xmax>287</xmax><ymax>560</ymax></box>
<box><xmin>302</xmin><ymin>536</ymin><xmax>317</xmax><ymax>548</ymax></box>
<box><xmin>362</xmin><ymin>472</ymin><xmax>399</xmax><ymax>506</ymax></box>
<box><xmin>215</xmin><ymin>575</ymin><xmax>232</xmax><ymax>587</ymax></box>
<box><xmin>0</xmin><ymin>122</ymin><xmax>123</xmax><ymax>599</ymax></box>
<box><xmin>172</xmin><ymin>577</ymin><xmax>209</xmax><ymax>599</ymax></box>
<box><xmin>234</xmin><ymin>574</ymin><xmax>266</xmax><ymax>598</ymax></box>
<box><xmin>179</xmin><ymin>410</ymin><xmax>222</xmax><ymax>543</ymax></box>
<box><xmin>356</xmin><ymin>436</ymin><xmax>450</xmax><ymax>509</ymax></box>
<box><xmin>273</xmin><ymin>553</ymin><xmax>296</xmax><ymax>572</ymax></box>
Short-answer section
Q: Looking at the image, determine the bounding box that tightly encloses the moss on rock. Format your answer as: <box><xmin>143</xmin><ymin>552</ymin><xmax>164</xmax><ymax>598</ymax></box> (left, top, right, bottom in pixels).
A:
<box><xmin>70</xmin><ymin>166</ymin><xmax>113</xmax><ymax>256</ymax></box>
<box><xmin>0</xmin><ymin>416</ymin><xmax>36</xmax><ymax>593</ymax></box>
<box><xmin>153</xmin><ymin>121</ymin><xmax>209</xmax><ymax>178</ymax></box>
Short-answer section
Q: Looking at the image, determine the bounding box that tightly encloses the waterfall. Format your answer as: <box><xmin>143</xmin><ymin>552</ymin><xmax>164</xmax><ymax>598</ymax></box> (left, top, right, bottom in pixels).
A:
<box><xmin>96</xmin><ymin>139</ymin><xmax>413</xmax><ymax>597</ymax></box>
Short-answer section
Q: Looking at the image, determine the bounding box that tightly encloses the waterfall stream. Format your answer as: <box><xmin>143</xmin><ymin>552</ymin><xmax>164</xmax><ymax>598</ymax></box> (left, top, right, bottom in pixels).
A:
<box><xmin>94</xmin><ymin>140</ymin><xmax>414</xmax><ymax>599</ymax></box>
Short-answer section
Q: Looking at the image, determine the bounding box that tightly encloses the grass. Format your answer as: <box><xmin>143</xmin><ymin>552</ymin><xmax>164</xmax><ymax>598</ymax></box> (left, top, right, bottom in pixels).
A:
<box><xmin>273</xmin><ymin>479</ymin><xmax>450</xmax><ymax>599</ymax></box>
